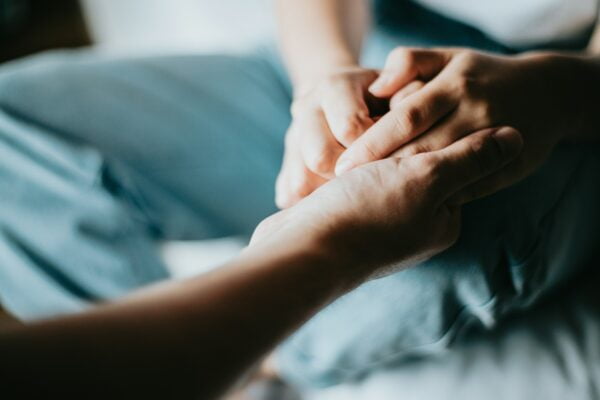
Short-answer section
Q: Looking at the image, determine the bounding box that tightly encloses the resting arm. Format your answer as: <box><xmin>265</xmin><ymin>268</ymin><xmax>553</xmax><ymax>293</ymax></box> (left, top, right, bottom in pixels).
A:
<box><xmin>0</xmin><ymin>239</ymin><xmax>350</xmax><ymax>400</ymax></box>
<box><xmin>275</xmin><ymin>0</ymin><xmax>370</xmax><ymax>92</ymax></box>
<box><xmin>0</xmin><ymin>128</ymin><xmax>522</xmax><ymax>400</ymax></box>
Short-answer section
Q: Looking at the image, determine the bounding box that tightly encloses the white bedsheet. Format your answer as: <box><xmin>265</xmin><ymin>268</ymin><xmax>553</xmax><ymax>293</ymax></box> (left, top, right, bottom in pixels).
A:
<box><xmin>305</xmin><ymin>270</ymin><xmax>600</xmax><ymax>400</ymax></box>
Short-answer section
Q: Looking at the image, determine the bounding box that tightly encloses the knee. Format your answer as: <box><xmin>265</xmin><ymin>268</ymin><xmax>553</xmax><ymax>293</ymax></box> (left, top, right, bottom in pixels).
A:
<box><xmin>0</xmin><ymin>50</ymin><xmax>91</xmax><ymax>118</ymax></box>
<box><xmin>276</xmin><ymin>144</ymin><xmax>600</xmax><ymax>388</ymax></box>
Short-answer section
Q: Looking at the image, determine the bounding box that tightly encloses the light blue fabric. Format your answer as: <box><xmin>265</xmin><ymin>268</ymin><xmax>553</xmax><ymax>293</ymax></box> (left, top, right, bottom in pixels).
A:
<box><xmin>0</xmin><ymin>0</ymin><xmax>598</xmax><ymax>392</ymax></box>
<box><xmin>277</xmin><ymin>0</ymin><xmax>600</xmax><ymax>388</ymax></box>
<box><xmin>301</xmin><ymin>267</ymin><xmax>600</xmax><ymax>400</ymax></box>
<box><xmin>277</xmin><ymin>143</ymin><xmax>600</xmax><ymax>388</ymax></box>
<box><xmin>0</xmin><ymin>50</ymin><xmax>291</xmax><ymax>318</ymax></box>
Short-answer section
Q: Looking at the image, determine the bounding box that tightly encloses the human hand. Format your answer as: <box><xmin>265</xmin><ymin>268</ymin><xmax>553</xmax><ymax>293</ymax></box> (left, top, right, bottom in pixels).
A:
<box><xmin>337</xmin><ymin>48</ymin><xmax>580</xmax><ymax>203</ymax></box>
<box><xmin>254</xmin><ymin>127</ymin><xmax>523</xmax><ymax>283</ymax></box>
<box><xmin>276</xmin><ymin>67</ymin><xmax>387</xmax><ymax>208</ymax></box>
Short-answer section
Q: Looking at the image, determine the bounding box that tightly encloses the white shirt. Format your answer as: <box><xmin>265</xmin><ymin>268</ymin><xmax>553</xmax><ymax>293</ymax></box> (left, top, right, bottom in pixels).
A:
<box><xmin>414</xmin><ymin>0</ymin><xmax>599</xmax><ymax>47</ymax></box>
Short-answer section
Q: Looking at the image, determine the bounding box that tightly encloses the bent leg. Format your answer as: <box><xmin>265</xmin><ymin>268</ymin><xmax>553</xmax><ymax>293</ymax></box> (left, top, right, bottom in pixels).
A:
<box><xmin>305</xmin><ymin>268</ymin><xmax>600</xmax><ymax>400</ymax></box>
<box><xmin>277</xmin><ymin>142</ymin><xmax>600</xmax><ymax>388</ymax></box>
<box><xmin>276</xmin><ymin>1</ymin><xmax>599</xmax><ymax>386</ymax></box>
<box><xmin>0</xmin><ymin>49</ymin><xmax>291</xmax><ymax>319</ymax></box>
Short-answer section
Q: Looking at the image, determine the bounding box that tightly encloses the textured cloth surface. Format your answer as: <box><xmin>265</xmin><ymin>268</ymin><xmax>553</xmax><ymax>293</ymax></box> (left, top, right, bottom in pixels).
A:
<box><xmin>0</xmin><ymin>49</ymin><xmax>291</xmax><ymax>318</ymax></box>
<box><xmin>414</xmin><ymin>0</ymin><xmax>598</xmax><ymax>47</ymax></box>
<box><xmin>304</xmin><ymin>267</ymin><xmax>600</xmax><ymax>400</ymax></box>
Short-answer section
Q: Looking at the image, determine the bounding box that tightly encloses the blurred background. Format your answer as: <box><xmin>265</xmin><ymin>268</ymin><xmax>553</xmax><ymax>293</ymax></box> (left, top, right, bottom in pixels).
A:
<box><xmin>0</xmin><ymin>0</ymin><xmax>89</xmax><ymax>62</ymax></box>
<box><xmin>0</xmin><ymin>0</ymin><xmax>274</xmax><ymax>63</ymax></box>
<box><xmin>0</xmin><ymin>0</ymin><xmax>277</xmax><ymax>322</ymax></box>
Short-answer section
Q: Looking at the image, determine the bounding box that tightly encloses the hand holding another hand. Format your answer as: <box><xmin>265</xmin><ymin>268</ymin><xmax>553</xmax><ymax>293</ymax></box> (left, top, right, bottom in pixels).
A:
<box><xmin>337</xmin><ymin>47</ymin><xmax>582</xmax><ymax>203</ymax></box>
<box><xmin>255</xmin><ymin>127</ymin><xmax>523</xmax><ymax>284</ymax></box>
<box><xmin>276</xmin><ymin>66</ymin><xmax>386</xmax><ymax>208</ymax></box>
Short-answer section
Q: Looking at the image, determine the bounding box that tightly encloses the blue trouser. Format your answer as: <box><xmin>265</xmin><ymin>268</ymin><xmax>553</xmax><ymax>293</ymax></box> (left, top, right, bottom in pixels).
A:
<box><xmin>0</xmin><ymin>0</ymin><xmax>599</xmax><ymax>389</ymax></box>
<box><xmin>0</xmin><ymin>49</ymin><xmax>291</xmax><ymax>317</ymax></box>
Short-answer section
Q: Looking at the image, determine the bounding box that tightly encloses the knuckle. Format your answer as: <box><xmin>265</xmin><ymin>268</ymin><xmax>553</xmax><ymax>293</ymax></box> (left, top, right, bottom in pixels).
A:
<box><xmin>323</xmin><ymin>73</ymin><xmax>346</xmax><ymax>89</ymax></box>
<box><xmin>388</xmin><ymin>47</ymin><xmax>405</xmax><ymax>63</ymax></box>
<box><xmin>476</xmin><ymin>101</ymin><xmax>495</xmax><ymax>125</ymax></box>
<box><xmin>390</xmin><ymin>47</ymin><xmax>416</xmax><ymax>65</ymax></box>
<box><xmin>452</xmin><ymin>53</ymin><xmax>486</xmax><ymax>97</ymax></box>
<box><xmin>344</xmin><ymin>113</ymin><xmax>362</xmax><ymax>131</ymax></box>
<box><xmin>411</xmin><ymin>154</ymin><xmax>448</xmax><ymax>201</ymax></box>
<box><xmin>399</xmin><ymin>142</ymin><xmax>430</xmax><ymax>157</ymax></box>
<box><xmin>393</xmin><ymin>106</ymin><xmax>423</xmax><ymax>134</ymax></box>
<box><xmin>421</xmin><ymin>155</ymin><xmax>443</xmax><ymax>179</ymax></box>
<box><xmin>454</xmin><ymin>75</ymin><xmax>476</xmax><ymax>96</ymax></box>
<box><xmin>290</xmin><ymin>178</ymin><xmax>313</xmax><ymax>200</ymax></box>
<box><xmin>323</xmin><ymin>75</ymin><xmax>337</xmax><ymax>87</ymax></box>
<box><xmin>359</xmin><ymin>139</ymin><xmax>381</xmax><ymax>162</ymax></box>
<box><xmin>304</xmin><ymin>151</ymin><xmax>334</xmax><ymax>175</ymax></box>
<box><xmin>454</xmin><ymin>50</ymin><xmax>478</xmax><ymax>69</ymax></box>
<box><xmin>340</xmin><ymin>112</ymin><xmax>369</xmax><ymax>138</ymax></box>
<box><xmin>466</xmin><ymin>135</ymin><xmax>495</xmax><ymax>172</ymax></box>
<box><xmin>406</xmin><ymin>154</ymin><xmax>440</xmax><ymax>180</ymax></box>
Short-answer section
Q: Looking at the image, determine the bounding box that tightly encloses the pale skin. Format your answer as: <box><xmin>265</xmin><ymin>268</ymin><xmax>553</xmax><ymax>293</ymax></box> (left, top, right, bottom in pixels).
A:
<box><xmin>275</xmin><ymin>0</ymin><xmax>378</xmax><ymax>207</ymax></box>
<box><xmin>0</xmin><ymin>129</ymin><xmax>523</xmax><ymax>400</ymax></box>
<box><xmin>275</xmin><ymin>0</ymin><xmax>600</xmax><ymax>208</ymax></box>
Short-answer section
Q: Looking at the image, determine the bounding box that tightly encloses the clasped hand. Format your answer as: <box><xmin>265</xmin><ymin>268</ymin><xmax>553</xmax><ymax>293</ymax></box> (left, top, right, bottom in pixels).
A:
<box><xmin>255</xmin><ymin>127</ymin><xmax>522</xmax><ymax>281</ymax></box>
<box><xmin>277</xmin><ymin>47</ymin><xmax>576</xmax><ymax>208</ymax></box>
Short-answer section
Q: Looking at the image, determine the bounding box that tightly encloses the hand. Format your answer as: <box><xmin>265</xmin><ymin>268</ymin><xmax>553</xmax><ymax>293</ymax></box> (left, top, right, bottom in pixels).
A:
<box><xmin>276</xmin><ymin>67</ymin><xmax>386</xmax><ymax>208</ymax></box>
<box><xmin>336</xmin><ymin>48</ymin><xmax>582</xmax><ymax>203</ymax></box>
<box><xmin>254</xmin><ymin>127</ymin><xmax>523</xmax><ymax>282</ymax></box>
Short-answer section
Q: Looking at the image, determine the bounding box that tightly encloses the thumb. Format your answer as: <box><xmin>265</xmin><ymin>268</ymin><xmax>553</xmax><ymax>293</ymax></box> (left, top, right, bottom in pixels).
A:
<box><xmin>428</xmin><ymin>127</ymin><xmax>523</xmax><ymax>204</ymax></box>
<box><xmin>369</xmin><ymin>47</ymin><xmax>452</xmax><ymax>97</ymax></box>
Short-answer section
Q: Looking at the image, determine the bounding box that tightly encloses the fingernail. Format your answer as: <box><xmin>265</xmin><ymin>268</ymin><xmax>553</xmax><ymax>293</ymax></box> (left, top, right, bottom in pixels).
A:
<box><xmin>335</xmin><ymin>158</ymin><xmax>355</xmax><ymax>176</ymax></box>
<box><xmin>369</xmin><ymin>73</ymin><xmax>390</xmax><ymax>93</ymax></box>
<box><xmin>491</xmin><ymin>127</ymin><xmax>522</xmax><ymax>158</ymax></box>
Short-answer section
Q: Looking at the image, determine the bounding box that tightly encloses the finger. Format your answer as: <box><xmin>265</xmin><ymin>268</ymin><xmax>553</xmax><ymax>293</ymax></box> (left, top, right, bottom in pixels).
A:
<box><xmin>447</xmin><ymin>159</ymin><xmax>526</xmax><ymax>205</ymax></box>
<box><xmin>276</xmin><ymin>133</ymin><xmax>327</xmax><ymax>209</ymax></box>
<box><xmin>336</xmin><ymin>82</ymin><xmax>458</xmax><ymax>174</ymax></box>
<box><xmin>275</xmin><ymin>132</ymin><xmax>301</xmax><ymax>208</ymax></box>
<box><xmin>321</xmin><ymin>81</ymin><xmax>374</xmax><ymax>147</ymax></box>
<box><xmin>300</xmin><ymin>109</ymin><xmax>345</xmax><ymax>178</ymax></box>
<box><xmin>369</xmin><ymin>48</ymin><xmax>452</xmax><ymax>97</ymax></box>
<box><xmin>286</xmin><ymin>165</ymin><xmax>327</xmax><ymax>207</ymax></box>
<box><xmin>427</xmin><ymin>127</ymin><xmax>523</xmax><ymax>203</ymax></box>
<box><xmin>391</xmin><ymin>114</ymin><xmax>469</xmax><ymax>157</ymax></box>
<box><xmin>390</xmin><ymin>80</ymin><xmax>425</xmax><ymax>109</ymax></box>
<box><xmin>276</xmin><ymin>164</ymin><xmax>327</xmax><ymax>208</ymax></box>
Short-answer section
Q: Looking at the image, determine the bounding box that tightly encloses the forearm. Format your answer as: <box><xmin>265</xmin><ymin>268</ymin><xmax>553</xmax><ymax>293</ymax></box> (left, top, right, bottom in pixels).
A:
<box><xmin>276</xmin><ymin>0</ymin><xmax>370</xmax><ymax>93</ymax></box>
<box><xmin>0</xmin><ymin>238</ymin><xmax>355</xmax><ymax>400</ymax></box>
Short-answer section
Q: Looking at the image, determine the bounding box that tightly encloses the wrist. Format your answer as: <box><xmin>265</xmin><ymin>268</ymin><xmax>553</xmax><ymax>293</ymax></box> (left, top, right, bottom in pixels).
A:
<box><xmin>245</xmin><ymin>223</ymin><xmax>366</xmax><ymax>294</ymax></box>
<box><xmin>292</xmin><ymin>55</ymin><xmax>360</xmax><ymax>97</ymax></box>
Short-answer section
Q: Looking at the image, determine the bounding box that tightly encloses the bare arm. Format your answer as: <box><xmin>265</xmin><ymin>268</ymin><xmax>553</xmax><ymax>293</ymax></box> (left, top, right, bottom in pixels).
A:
<box><xmin>274</xmin><ymin>1</ymin><xmax>381</xmax><ymax>207</ymax></box>
<box><xmin>0</xmin><ymin>129</ymin><xmax>522</xmax><ymax>400</ymax></box>
<box><xmin>0</xmin><ymin>240</ymin><xmax>347</xmax><ymax>400</ymax></box>
<box><xmin>276</xmin><ymin>0</ymin><xmax>371</xmax><ymax>93</ymax></box>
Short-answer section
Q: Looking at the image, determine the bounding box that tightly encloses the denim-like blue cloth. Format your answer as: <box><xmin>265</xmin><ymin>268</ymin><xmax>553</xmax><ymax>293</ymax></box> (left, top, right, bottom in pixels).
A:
<box><xmin>0</xmin><ymin>0</ymin><xmax>598</xmax><ymax>389</ymax></box>
<box><xmin>0</xmin><ymin>50</ymin><xmax>291</xmax><ymax>317</ymax></box>
<box><xmin>277</xmin><ymin>1</ymin><xmax>600</xmax><ymax>388</ymax></box>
